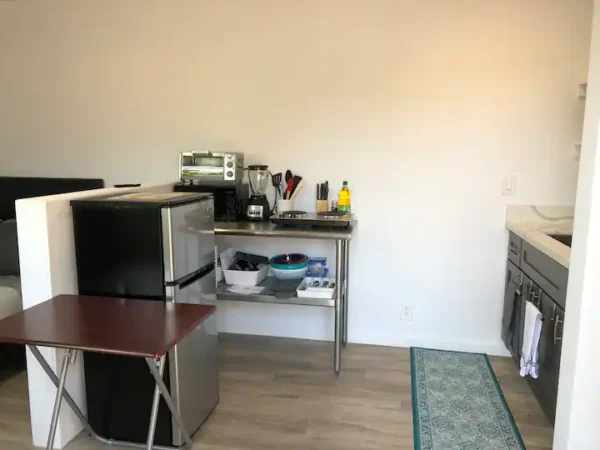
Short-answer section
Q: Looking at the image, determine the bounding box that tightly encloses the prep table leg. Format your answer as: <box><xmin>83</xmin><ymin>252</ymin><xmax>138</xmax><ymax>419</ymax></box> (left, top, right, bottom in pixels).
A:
<box><xmin>28</xmin><ymin>345</ymin><xmax>186</xmax><ymax>450</ymax></box>
<box><xmin>46</xmin><ymin>348</ymin><xmax>72</xmax><ymax>450</ymax></box>
<box><xmin>334</xmin><ymin>240</ymin><xmax>343</xmax><ymax>374</ymax></box>
<box><xmin>343</xmin><ymin>240</ymin><xmax>350</xmax><ymax>346</ymax></box>
<box><xmin>145</xmin><ymin>358</ymin><xmax>194</xmax><ymax>449</ymax></box>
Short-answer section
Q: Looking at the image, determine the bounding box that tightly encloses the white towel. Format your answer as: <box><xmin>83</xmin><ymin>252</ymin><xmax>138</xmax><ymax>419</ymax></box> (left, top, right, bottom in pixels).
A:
<box><xmin>520</xmin><ymin>302</ymin><xmax>543</xmax><ymax>379</ymax></box>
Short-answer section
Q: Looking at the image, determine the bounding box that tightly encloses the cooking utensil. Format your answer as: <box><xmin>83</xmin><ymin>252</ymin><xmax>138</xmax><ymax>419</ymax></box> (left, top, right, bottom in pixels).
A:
<box><xmin>272</xmin><ymin>172</ymin><xmax>282</xmax><ymax>196</ymax></box>
<box><xmin>290</xmin><ymin>175</ymin><xmax>302</xmax><ymax>198</ymax></box>
<box><xmin>285</xmin><ymin>178</ymin><xmax>294</xmax><ymax>199</ymax></box>
<box><xmin>317</xmin><ymin>181</ymin><xmax>329</xmax><ymax>201</ymax></box>
<box><xmin>291</xmin><ymin>179</ymin><xmax>304</xmax><ymax>200</ymax></box>
<box><xmin>285</xmin><ymin>170</ymin><xmax>293</xmax><ymax>184</ymax></box>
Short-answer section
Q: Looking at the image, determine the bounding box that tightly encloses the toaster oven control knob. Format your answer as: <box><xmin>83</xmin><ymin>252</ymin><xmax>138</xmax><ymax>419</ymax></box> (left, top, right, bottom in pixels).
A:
<box><xmin>227</xmin><ymin>171</ymin><xmax>233</xmax><ymax>178</ymax></box>
<box><xmin>226</xmin><ymin>161</ymin><xmax>234</xmax><ymax>168</ymax></box>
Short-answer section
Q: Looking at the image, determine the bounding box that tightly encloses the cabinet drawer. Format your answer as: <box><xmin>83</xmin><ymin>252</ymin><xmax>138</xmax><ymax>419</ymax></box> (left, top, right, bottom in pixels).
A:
<box><xmin>521</xmin><ymin>241</ymin><xmax>569</xmax><ymax>308</ymax></box>
<box><xmin>507</xmin><ymin>232</ymin><xmax>522</xmax><ymax>266</ymax></box>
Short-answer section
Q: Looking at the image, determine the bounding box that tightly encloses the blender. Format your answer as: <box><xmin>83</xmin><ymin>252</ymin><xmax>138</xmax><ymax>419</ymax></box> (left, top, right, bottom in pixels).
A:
<box><xmin>246</xmin><ymin>164</ymin><xmax>271</xmax><ymax>220</ymax></box>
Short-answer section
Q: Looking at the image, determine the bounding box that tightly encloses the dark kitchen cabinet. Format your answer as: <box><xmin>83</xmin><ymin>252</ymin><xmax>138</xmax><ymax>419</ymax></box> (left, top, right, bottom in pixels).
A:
<box><xmin>502</xmin><ymin>261</ymin><xmax>539</xmax><ymax>364</ymax></box>
<box><xmin>502</xmin><ymin>262</ymin><xmax>528</xmax><ymax>361</ymax></box>
<box><xmin>521</xmin><ymin>241</ymin><xmax>569</xmax><ymax>309</ymax></box>
<box><xmin>507</xmin><ymin>233</ymin><xmax>523</xmax><ymax>266</ymax></box>
<box><xmin>525</xmin><ymin>290</ymin><xmax>563</xmax><ymax>425</ymax></box>
<box><xmin>502</xmin><ymin>232</ymin><xmax>568</xmax><ymax>427</ymax></box>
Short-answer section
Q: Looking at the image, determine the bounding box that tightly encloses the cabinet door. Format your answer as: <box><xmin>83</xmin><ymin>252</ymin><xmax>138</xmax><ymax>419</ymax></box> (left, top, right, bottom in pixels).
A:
<box><xmin>526</xmin><ymin>289</ymin><xmax>561</xmax><ymax>426</ymax></box>
<box><xmin>512</xmin><ymin>272</ymin><xmax>533</xmax><ymax>361</ymax></box>
<box><xmin>502</xmin><ymin>262</ymin><xmax>524</xmax><ymax>359</ymax></box>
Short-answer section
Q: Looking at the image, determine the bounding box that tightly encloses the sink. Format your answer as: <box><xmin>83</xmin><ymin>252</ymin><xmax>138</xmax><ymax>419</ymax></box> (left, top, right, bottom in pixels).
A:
<box><xmin>548</xmin><ymin>234</ymin><xmax>573</xmax><ymax>248</ymax></box>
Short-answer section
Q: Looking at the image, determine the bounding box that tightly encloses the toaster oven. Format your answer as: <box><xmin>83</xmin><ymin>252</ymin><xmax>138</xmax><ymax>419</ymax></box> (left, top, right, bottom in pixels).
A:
<box><xmin>179</xmin><ymin>151</ymin><xmax>244</xmax><ymax>183</ymax></box>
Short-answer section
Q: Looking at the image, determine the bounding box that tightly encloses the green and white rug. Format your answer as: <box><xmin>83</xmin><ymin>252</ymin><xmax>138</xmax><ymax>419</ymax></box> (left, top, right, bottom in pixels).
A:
<box><xmin>411</xmin><ymin>348</ymin><xmax>525</xmax><ymax>450</ymax></box>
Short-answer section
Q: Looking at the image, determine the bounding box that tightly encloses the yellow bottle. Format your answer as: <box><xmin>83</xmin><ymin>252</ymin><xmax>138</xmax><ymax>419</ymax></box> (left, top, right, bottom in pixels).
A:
<box><xmin>338</xmin><ymin>181</ymin><xmax>351</xmax><ymax>213</ymax></box>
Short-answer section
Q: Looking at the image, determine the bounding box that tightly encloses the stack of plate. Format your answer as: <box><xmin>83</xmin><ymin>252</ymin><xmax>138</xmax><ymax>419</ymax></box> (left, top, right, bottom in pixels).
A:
<box><xmin>269</xmin><ymin>253</ymin><xmax>309</xmax><ymax>280</ymax></box>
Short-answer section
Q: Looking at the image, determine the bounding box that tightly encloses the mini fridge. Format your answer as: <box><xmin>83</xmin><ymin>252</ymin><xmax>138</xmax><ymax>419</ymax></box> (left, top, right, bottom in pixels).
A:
<box><xmin>71</xmin><ymin>191</ymin><xmax>219</xmax><ymax>447</ymax></box>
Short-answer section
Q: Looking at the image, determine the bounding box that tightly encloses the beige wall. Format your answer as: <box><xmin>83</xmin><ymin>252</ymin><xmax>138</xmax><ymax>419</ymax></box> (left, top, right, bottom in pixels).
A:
<box><xmin>0</xmin><ymin>1</ymin><xmax>592</xmax><ymax>352</ymax></box>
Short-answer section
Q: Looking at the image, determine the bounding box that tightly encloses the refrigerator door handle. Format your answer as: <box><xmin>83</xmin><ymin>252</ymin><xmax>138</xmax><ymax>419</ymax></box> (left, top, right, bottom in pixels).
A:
<box><xmin>178</xmin><ymin>263</ymin><xmax>215</xmax><ymax>290</ymax></box>
<box><xmin>166</xmin><ymin>265</ymin><xmax>216</xmax><ymax>305</ymax></box>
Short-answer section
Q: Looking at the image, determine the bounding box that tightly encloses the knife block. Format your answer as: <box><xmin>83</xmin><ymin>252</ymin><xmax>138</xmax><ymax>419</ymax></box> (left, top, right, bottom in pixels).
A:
<box><xmin>316</xmin><ymin>200</ymin><xmax>328</xmax><ymax>213</ymax></box>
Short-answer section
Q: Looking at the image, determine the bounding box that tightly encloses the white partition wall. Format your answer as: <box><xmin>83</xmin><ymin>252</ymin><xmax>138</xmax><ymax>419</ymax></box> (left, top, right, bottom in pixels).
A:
<box><xmin>15</xmin><ymin>183</ymin><xmax>173</xmax><ymax>448</ymax></box>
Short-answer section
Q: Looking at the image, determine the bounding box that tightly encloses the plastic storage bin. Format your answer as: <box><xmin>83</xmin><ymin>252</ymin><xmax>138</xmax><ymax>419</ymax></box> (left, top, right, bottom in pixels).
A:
<box><xmin>223</xmin><ymin>264</ymin><xmax>269</xmax><ymax>286</ymax></box>
<box><xmin>296</xmin><ymin>277</ymin><xmax>336</xmax><ymax>299</ymax></box>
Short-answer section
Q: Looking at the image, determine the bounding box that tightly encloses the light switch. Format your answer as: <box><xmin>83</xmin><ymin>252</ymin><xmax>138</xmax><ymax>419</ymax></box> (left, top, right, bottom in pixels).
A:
<box><xmin>502</xmin><ymin>176</ymin><xmax>516</xmax><ymax>196</ymax></box>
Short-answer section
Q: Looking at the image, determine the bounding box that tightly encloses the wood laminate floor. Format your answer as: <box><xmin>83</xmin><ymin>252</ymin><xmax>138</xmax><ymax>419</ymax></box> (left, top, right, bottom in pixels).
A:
<box><xmin>0</xmin><ymin>334</ymin><xmax>554</xmax><ymax>449</ymax></box>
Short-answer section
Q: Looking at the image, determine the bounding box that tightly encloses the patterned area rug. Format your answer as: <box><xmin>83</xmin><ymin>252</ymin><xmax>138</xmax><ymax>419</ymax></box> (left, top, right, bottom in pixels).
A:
<box><xmin>411</xmin><ymin>348</ymin><xmax>525</xmax><ymax>450</ymax></box>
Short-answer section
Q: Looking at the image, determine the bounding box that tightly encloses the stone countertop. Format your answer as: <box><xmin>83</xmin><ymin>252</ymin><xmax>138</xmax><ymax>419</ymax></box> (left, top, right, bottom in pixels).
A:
<box><xmin>505</xmin><ymin>205</ymin><xmax>574</xmax><ymax>268</ymax></box>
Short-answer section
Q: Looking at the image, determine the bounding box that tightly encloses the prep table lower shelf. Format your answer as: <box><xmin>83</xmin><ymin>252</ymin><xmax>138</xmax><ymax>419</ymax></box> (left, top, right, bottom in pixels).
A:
<box><xmin>216</xmin><ymin>276</ymin><xmax>335</xmax><ymax>307</ymax></box>
<box><xmin>214</xmin><ymin>220</ymin><xmax>353</xmax><ymax>374</ymax></box>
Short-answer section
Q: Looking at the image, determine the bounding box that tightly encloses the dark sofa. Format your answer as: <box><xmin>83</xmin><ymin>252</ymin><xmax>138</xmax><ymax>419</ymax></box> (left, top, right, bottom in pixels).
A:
<box><xmin>0</xmin><ymin>176</ymin><xmax>105</xmax><ymax>220</ymax></box>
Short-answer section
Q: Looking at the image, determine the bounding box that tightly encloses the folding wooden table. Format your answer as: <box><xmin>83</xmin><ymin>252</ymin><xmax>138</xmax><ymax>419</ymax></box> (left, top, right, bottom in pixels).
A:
<box><xmin>0</xmin><ymin>294</ymin><xmax>216</xmax><ymax>450</ymax></box>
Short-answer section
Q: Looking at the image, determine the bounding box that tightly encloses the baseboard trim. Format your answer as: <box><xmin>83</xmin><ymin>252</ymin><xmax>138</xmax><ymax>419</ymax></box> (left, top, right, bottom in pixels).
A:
<box><xmin>216</xmin><ymin>329</ymin><xmax>511</xmax><ymax>357</ymax></box>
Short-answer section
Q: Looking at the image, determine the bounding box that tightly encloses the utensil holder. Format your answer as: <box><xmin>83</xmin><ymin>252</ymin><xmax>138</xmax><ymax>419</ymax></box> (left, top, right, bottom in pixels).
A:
<box><xmin>278</xmin><ymin>199</ymin><xmax>294</xmax><ymax>213</ymax></box>
<box><xmin>316</xmin><ymin>200</ymin><xmax>328</xmax><ymax>213</ymax></box>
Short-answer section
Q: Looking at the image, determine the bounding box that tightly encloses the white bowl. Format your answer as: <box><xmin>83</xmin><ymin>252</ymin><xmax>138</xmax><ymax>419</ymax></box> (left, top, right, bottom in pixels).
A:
<box><xmin>271</xmin><ymin>265</ymin><xmax>308</xmax><ymax>280</ymax></box>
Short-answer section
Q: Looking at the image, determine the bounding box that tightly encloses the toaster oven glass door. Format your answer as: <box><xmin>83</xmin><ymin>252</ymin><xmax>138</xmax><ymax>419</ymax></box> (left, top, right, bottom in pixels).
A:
<box><xmin>182</xmin><ymin>155</ymin><xmax>224</xmax><ymax>177</ymax></box>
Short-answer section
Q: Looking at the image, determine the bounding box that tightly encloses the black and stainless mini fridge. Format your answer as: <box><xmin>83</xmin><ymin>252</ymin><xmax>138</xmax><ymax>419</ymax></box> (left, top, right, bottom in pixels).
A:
<box><xmin>71</xmin><ymin>191</ymin><xmax>219</xmax><ymax>447</ymax></box>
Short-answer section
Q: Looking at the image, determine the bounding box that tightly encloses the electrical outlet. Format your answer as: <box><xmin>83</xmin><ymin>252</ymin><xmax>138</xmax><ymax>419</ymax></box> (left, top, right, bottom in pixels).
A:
<box><xmin>401</xmin><ymin>305</ymin><xmax>413</xmax><ymax>321</ymax></box>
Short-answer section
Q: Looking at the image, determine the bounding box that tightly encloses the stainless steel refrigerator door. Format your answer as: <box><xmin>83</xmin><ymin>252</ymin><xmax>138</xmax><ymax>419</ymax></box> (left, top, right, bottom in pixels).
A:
<box><xmin>162</xmin><ymin>198</ymin><xmax>215</xmax><ymax>283</ymax></box>
<box><xmin>166</xmin><ymin>270</ymin><xmax>219</xmax><ymax>446</ymax></box>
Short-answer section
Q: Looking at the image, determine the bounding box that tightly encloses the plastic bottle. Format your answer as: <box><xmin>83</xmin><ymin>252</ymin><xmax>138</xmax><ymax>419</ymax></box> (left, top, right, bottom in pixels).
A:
<box><xmin>338</xmin><ymin>181</ymin><xmax>351</xmax><ymax>213</ymax></box>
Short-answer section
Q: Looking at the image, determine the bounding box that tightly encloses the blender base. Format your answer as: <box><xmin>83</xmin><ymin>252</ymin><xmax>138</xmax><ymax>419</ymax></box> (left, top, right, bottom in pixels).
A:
<box><xmin>247</xmin><ymin>194</ymin><xmax>271</xmax><ymax>220</ymax></box>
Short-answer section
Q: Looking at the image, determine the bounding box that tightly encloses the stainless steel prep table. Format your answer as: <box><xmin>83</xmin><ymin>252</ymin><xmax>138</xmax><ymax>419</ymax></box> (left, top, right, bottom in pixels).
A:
<box><xmin>215</xmin><ymin>221</ymin><xmax>354</xmax><ymax>374</ymax></box>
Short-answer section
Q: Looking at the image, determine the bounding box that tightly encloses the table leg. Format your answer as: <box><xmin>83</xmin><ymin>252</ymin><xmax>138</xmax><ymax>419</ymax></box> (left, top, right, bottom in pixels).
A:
<box><xmin>29</xmin><ymin>345</ymin><xmax>186</xmax><ymax>450</ymax></box>
<box><xmin>145</xmin><ymin>358</ymin><xmax>194</xmax><ymax>449</ymax></box>
<box><xmin>46</xmin><ymin>348</ymin><xmax>72</xmax><ymax>450</ymax></box>
<box><xmin>146</xmin><ymin>356</ymin><xmax>166</xmax><ymax>450</ymax></box>
<box><xmin>29</xmin><ymin>346</ymin><xmax>101</xmax><ymax>439</ymax></box>
<box><xmin>334</xmin><ymin>239</ymin><xmax>342</xmax><ymax>374</ymax></box>
<box><xmin>343</xmin><ymin>240</ymin><xmax>350</xmax><ymax>346</ymax></box>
